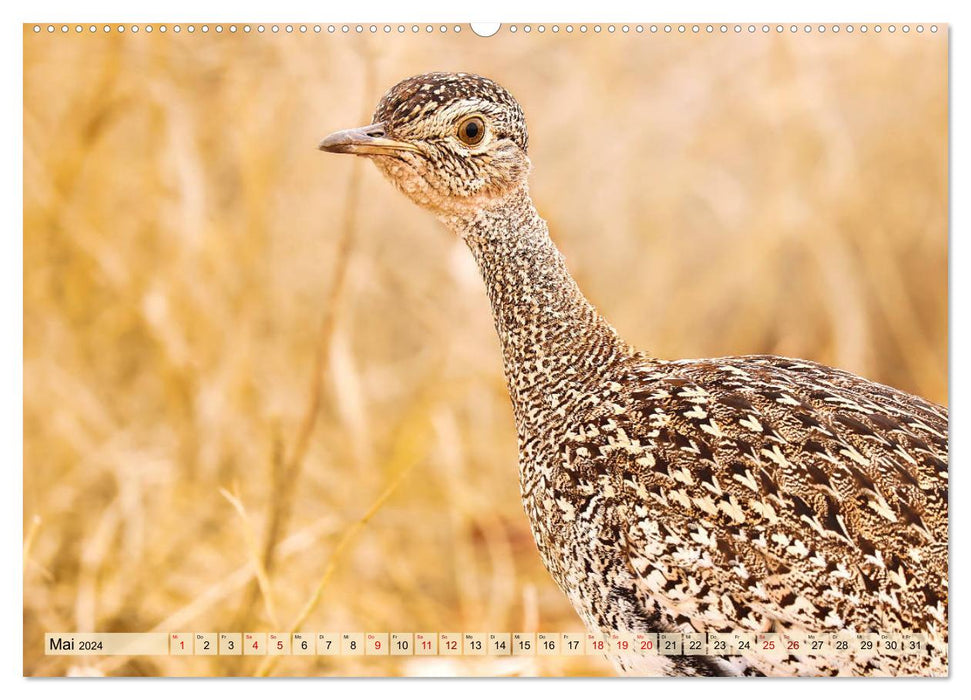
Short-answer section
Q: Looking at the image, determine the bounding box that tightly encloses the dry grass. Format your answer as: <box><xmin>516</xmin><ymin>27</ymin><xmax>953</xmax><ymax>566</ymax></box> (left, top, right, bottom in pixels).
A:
<box><xmin>23</xmin><ymin>27</ymin><xmax>947</xmax><ymax>677</ymax></box>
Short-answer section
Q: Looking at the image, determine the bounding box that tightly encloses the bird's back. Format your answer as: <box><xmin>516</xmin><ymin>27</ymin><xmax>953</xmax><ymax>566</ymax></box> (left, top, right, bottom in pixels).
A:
<box><xmin>544</xmin><ymin>353</ymin><xmax>947</xmax><ymax>676</ymax></box>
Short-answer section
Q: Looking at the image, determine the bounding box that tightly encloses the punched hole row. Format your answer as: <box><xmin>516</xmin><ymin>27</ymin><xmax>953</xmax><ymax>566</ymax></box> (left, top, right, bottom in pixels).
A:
<box><xmin>31</xmin><ymin>24</ymin><xmax>940</xmax><ymax>35</ymax></box>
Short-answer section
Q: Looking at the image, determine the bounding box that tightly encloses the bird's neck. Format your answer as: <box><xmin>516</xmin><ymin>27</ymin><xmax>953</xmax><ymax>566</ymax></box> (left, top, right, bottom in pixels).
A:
<box><xmin>440</xmin><ymin>185</ymin><xmax>636</xmax><ymax>433</ymax></box>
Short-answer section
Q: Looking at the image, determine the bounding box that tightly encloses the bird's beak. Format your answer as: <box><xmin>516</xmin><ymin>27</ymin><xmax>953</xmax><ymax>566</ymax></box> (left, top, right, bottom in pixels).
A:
<box><xmin>318</xmin><ymin>123</ymin><xmax>420</xmax><ymax>156</ymax></box>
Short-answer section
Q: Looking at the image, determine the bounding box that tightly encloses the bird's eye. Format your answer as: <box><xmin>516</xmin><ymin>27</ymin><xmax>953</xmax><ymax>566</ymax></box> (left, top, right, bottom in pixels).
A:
<box><xmin>457</xmin><ymin>116</ymin><xmax>485</xmax><ymax>146</ymax></box>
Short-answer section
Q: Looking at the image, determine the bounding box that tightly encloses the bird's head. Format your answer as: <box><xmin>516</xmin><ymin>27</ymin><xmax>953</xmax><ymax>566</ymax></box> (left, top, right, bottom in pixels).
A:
<box><xmin>319</xmin><ymin>72</ymin><xmax>530</xmax><ymax>216</ymax></box>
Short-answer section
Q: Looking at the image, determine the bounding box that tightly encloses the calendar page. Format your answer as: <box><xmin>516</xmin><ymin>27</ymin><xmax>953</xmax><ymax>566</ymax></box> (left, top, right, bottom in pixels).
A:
<box><xmin>23</xmin><ymin>21</ymin><xmax>948</xmax><ymax>678</ymax></box>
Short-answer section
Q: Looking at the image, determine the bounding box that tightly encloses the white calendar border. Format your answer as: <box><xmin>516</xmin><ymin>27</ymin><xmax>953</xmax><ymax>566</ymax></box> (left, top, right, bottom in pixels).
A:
<box><xmin>5</xmin><ymin>0</ymin><xmax>966</xmax><ymax>697</ymax></box>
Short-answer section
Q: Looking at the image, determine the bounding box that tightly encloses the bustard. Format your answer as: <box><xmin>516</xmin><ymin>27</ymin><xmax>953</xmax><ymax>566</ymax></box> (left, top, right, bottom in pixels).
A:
<box><xmin>319</xmin><ymin>72</ymin><xmax>948</xmax><ymax>676</ymax></box>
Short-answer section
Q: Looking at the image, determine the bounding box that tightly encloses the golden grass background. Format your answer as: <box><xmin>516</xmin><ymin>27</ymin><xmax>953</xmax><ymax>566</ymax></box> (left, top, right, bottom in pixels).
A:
<box><xmin>23</xmin><ymin>26</ymin><xmax>947</xmax><ymax>676</ymax></box>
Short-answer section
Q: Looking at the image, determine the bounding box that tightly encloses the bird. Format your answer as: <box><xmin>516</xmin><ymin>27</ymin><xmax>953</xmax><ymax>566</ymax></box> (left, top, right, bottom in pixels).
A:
<box><xmin>319</xmin><ymin>72</ymin><xmax>948</xmax><ymax>677</ymax></box>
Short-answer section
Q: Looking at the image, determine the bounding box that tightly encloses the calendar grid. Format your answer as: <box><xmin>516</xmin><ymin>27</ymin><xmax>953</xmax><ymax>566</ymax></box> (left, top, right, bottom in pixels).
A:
<box><xmin>44</xmin><ymin>631</ymin><xmax>929</xmax><ymax>657</ymax></box>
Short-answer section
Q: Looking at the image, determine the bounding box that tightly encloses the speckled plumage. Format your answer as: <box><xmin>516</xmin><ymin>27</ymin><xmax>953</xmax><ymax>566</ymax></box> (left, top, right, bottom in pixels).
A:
<box><xmin>320</xmin><ymin>72</ymin><xmax>949</xmax><ymax>676</ymax></box>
